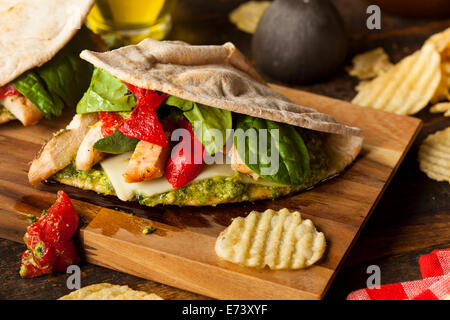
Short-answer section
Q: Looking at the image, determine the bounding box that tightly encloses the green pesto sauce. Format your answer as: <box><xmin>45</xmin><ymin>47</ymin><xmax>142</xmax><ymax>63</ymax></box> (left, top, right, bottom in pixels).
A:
<box><xmin>52</xmin><ymin>129</ymin><xmax>330</xmax><ymax>207</ymax></box>
<box><xmin>135</xmin><ymin>175</ymin><xmax>250</xmax><ymax>207</ymax></box>
<box><xmin>0</xmin><ymin>105</ymin><xmax>13</xmax><ymax>117</ymax></box>
<box><xmin>53</xmin><ymin>162</ymin><xmax>115</xmax><ymax>195</ymax></box>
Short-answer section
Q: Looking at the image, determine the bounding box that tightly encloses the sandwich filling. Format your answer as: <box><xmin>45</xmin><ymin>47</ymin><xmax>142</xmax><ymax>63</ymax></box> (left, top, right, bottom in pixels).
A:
<box><xmin>31</xmin><ymin>68</ymin><xmax>333</xmax><ymax>206</ymax></box>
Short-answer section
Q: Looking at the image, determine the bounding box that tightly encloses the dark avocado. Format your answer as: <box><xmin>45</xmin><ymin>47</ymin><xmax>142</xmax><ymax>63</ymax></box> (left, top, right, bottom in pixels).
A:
<box><xmin>252</xmin><ymin>0</ymin><xmax>348</xmax><ymax>84</ymax></box>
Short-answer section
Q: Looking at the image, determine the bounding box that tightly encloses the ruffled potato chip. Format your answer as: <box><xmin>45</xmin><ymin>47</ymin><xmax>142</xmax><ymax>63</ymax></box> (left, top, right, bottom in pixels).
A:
<box><xmin>352</xmin><ymin>43</ymin><xmax>442</xmax><ymax>115</ymax></box>
<box><xmin>352</xmin><ymin>28</ymin><xmax>450</xmax><ymax>115</ymax></box>
<box><xmin>347</xmin><ymin>47</ymin><xmax>393</xmax><ymax>80</ymax></box>
<box><xmin>431</xmin><ymin>53</ymin><xmax>450</xmax><ymax>103</ymax></box>
<box><xmin>215</xmin><ymin>208</ymin><xmax>326</xmax><ymax>270</ymax></box>
<box><xmin>426</xmin><ymin>27</ymin><xmax>450</xmax><ymax>53</ymax></box>
<box><xmin>355</xmin><ymin>80</ymin><xmax>370</xmax><ymax>92</ymax></box>
<box><xmin>418</xmin><ymin>127</ymin><xmax>450</xmax><ymax>183</ymax></box>
<box><xmin>229</xmin><ymin>1</ymin><xmax>271</xmax><ymax>34</ymax></box>
<box><xmin>426</xmin><ymin>28</ymin><xmax>450</xmax><ymax>103</ymax></box>
<box><xmin>58</xmin><ymin>283</ymin><xmax>163</xmax><ymax>300</ymax></box>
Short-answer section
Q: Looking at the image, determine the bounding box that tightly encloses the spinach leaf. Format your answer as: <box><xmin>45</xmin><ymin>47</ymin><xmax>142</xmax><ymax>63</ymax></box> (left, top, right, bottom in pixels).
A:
<box><xmin>93</xmin><ymin>130</ymin><xmax>139</xmax><ymax>154</ymax></box>
<box><xmin>13</xmin><ymin>71</ymin><xmax>64</xmax><ymax>118</ymax></box>
<box><xmin>76</xmin><ymin>68</ymin><xmax>136</xmax><ymax>114</ymax></box>
<box><xmin>165</xmin><ymin>96</ymin><xmax>232</xmax><ymax>155</ymax></box>
<box><xmin>37</xmin><ymin>48</ymin><xmax>93</xmax><ymax>109</ymax></box>
<box><xmin>234</xmin><ymin>115</ymin><xmax>310</xmax><ymax>185</ymax></box>
<box><xmin>13</xmin><ymin>28</ymin><xmax>97</xmax><ymax>118</ymax></box>
<box><xmin>165</xmin><ymin>95</ymin><xmax>194</xmax><ymax>112</ymax></box>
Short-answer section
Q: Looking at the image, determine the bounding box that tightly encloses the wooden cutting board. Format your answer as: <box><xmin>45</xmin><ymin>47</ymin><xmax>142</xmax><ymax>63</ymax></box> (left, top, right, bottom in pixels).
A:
<box><xmin>0</xmin><ymin>84</ymin><xmax>422</xmax><ymax>300</ymax></box>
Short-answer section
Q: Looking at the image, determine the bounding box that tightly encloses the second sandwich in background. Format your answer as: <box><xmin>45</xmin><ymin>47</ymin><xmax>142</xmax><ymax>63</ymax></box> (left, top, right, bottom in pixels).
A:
<box><xmin>0</xmin><ymin>0</ymin><xmax>105</xmax><ymax>126</ymax></box>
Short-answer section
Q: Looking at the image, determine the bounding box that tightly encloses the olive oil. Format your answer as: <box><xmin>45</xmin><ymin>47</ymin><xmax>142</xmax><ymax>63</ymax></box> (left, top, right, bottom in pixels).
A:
<box><xmin>86</xmin><ymin>0</ymin><xmax>177</xmax><ymax>47</ymax></box>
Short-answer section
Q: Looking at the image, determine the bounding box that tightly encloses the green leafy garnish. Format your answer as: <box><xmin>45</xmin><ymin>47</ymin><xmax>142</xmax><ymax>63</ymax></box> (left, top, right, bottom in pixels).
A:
<box><xmin>93</xmin><ymin>130</ymin><xmax>139</xmax><ymax>154</ymax></box>
<box><xmin>234</xmin><ymin>116</ymin><xmax>310</xmax><ymax>185</ymax></box>
<box><xmin>76</xmin><ymin>68</ymin><xmax>136</xmax><ymax>114</ymax></box>
<box><xmin>25</xmin><ymin>214</ymin><xmax>37</xmax><ymax>224</ymax></box>
<box><xmin>38</xmin><ymin>49</ymin><xmax>93</xmax><ymax>109</ymax></box>
<box><xmin>165</xmin><ymin>96</ymin><xmax>232</xmax><ymax>155</ymax></box>
<box><xmin>165</xmin><ymin>95</ymin><xmax>194</xmax><ymax>112</ymax></box>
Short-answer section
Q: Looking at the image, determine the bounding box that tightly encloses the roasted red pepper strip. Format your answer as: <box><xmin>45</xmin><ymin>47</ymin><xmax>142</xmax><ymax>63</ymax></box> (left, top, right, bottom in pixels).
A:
<box><xmin>42</xmin><ymin>190</ymin><xmax>80</xmax><ymax>243</ymax></box>
<box><xmin>19</xmin><ymin>191</ymin><xmax>80</xmax><ymax>278</ymax></box>
<box><xmin>99</xmin><ymin>112</ymin><xmax>124</xmax><ymax>137</ymax></box>
<box><xmin>137</xmin><ymin>89</ymin><xmax>167</xmax><ymax>110</ymax></box>
<box><xmin>0</xmin><ymin>83</ymin><xmax>20</xmax><ymax>99</ymax></box>
<box><xmin>165</xmin><ymin>120</ymin><xmax>204</xmax><ymax>188</ymax></box>
<box><xmin>117</xmin><ymin>89</ymin><xmax>168</xmax><ymax>146</ymax></box>
<box><xmin>125</xmin><ymin>83</ymin><xmax>146</xmax><ymax>99</ymax></box>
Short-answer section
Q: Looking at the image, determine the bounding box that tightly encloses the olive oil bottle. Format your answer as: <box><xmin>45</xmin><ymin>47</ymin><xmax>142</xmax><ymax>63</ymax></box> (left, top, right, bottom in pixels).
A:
<box><xmin>86</xmin><ymin>0</ymin><xmax>177</xmax><ymax>48</ymax></box>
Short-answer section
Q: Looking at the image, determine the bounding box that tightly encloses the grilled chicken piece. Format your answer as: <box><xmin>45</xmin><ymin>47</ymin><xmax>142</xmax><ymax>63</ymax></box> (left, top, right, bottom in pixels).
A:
<box><xmin>1</xmin><ymin>95</ymin><xmax>44</xmax><ymax>126</ymax></box>
<box><xmin>229</xmin><ymin>145</ymin><xmax>260</xmax><ymax>180</ymax></box>
<box><xmin>123</xmin><ymin>140</ymin><xmax>171</xmax><ymax>183</ymax></box>
<box><xmin>28</xmin><ymin>113</ymin><xmax>98</xmax><ymax>185</ymax></box>
<box><xmin>75</xmin><ymin>123</ymin><xmax>105</xmax><ymax>171</ymax></box>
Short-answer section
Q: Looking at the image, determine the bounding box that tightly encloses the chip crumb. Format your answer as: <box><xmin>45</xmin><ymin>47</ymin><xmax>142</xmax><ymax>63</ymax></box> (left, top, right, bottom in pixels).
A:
<box><xmin>143</xmin><ymin>225</ymin><xmax>156</xmax><ymax>234</ymax></box>
<box><xmin>58</xmin><ymin>283</ymin><xmax>163</xmax><ymax>300</ymax></box>
<box><xmin>53</xmin><ymin>129</ymin><xmax>65</xmax><ymax>137</ymax></box>
<box><xmin>215</xmin><ymin>208</ymin><xmax>326</xmax><ymax>270</ymax></box>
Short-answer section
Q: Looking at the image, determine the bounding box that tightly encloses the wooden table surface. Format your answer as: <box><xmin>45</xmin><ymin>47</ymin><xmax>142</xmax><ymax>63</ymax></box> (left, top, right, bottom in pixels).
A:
<box><xmin>1</xmin><ymin>0</ymin><xmax>449</xmax><ymax>300</ymax></box>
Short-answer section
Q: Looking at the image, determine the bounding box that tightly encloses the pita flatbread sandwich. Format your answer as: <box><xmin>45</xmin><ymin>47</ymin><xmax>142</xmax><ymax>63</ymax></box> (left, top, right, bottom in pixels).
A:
<box><xmin>0</xmin><ymin>0</ymin><xmax>104</xmax><ymax>126</ymax></box>
<box><xmin>28</xmin><ymin>40</ymin><xmax>363</xmax><ymax>207</ymax></box>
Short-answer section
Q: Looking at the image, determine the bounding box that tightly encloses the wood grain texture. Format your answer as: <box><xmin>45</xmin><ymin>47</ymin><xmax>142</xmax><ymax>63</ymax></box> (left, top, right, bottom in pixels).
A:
<box><xmin>0</xmin><ymin>85</ymin><xmax>421</xmax><ymax>299</ymax></box>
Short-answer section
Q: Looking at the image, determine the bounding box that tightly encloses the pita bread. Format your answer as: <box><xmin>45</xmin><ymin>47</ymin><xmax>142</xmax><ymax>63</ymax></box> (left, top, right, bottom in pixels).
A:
<box><xmin>81</xmin><ymin>39</ymin><xmax>363</xmax><ymax>137</ymax></box>
<box><xmin>0</xmin><ymin>0</ymin><xmax>95</xmax><ymax>86</ymax></box>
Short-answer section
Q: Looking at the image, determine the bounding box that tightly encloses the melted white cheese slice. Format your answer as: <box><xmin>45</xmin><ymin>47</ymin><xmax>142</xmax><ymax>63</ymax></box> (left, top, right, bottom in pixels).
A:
<box><xmin>100</xmin><ymin>152</ymin><xmax>237</xmax><ymax>201</ymax></box>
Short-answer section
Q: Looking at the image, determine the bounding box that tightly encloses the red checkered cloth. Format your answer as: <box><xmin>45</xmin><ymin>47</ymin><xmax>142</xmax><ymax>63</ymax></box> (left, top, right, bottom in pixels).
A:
<box><xmin>346</xmin><ymin>249</ymin><xmax>450</xmax><ymax>300</ymax></box>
